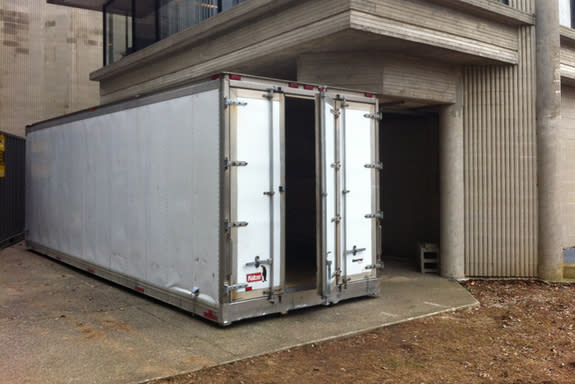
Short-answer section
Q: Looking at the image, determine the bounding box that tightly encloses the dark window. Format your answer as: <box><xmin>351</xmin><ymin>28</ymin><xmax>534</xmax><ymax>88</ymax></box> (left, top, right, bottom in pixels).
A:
<box><xmin>104</xmin><ymin>0</ymin><xmax>133</xmax><ymax>65</ymax></box>
<box><xmin>158</xmin><ymin>0</ymin><xmax>218</xmax><ymax>39</ymax></box>
<box><xmin>104</xmin><ymin>0</ymin><xmax>246</xmax><ymax>65</ymax></box>
<box><xmin>134</xmin><ymin>0</ymin><xmax>158</xmax><ymax>52</ymax></box>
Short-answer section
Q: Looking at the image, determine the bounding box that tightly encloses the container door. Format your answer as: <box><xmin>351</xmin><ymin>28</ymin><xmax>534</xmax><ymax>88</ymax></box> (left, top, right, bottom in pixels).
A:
<box><xmin>341</xmin><ymin>101</ymin><xmax>379</xmax><ymax>283</ymax></box>
<box><xmin>228</xmin><ymin>88</ymin><xmax>283</xmax><ymax>301</ymax></box>
<box><xmin>320</xmin><ymin>96</ymin><xmax>378</xmax><ymax>296</ymax></box>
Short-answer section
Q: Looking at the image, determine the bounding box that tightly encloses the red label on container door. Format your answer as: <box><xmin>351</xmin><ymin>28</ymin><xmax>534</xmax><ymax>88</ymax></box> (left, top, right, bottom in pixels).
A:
<box><xmin>246</xmin><ymin>272</ymin><xmax>263</xmax><ymax>283</ymax></box>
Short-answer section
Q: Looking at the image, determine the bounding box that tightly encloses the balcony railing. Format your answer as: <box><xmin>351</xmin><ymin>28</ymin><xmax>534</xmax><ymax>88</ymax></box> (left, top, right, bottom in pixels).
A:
<box><xmin>104</xmin><ymin>0</ymin><xmax>246</xmax><ymax>65</ymax></box>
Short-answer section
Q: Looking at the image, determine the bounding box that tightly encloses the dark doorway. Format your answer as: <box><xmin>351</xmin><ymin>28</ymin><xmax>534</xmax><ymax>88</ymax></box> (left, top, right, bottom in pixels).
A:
<box><xmin>380</xmin><ymin>112</ymin><xmax>440</xmax><ymax>269</ymax></box>
<box><xmin>285</xmin><ymin>96</ymin><xmax>317</xmax><ymax>290</ymax></box>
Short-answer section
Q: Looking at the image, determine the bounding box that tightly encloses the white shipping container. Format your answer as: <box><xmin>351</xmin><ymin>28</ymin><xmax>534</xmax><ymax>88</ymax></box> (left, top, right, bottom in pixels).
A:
<box><xmin>26</xmin><ymin>74</ymin><xmax>382</xmax><ymax>325</ymax></box>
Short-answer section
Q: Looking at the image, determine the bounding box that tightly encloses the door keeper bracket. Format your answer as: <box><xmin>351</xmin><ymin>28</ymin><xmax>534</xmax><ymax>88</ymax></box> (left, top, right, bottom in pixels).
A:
<box><xmin>224</xmin><ymin>98</ymin><xmax>248</xmax><ymax>107</ymax></box>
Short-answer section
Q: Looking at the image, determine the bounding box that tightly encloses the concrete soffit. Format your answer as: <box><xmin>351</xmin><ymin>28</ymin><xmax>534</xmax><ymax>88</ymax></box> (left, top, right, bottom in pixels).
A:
<box><xmin>90</xmin><ymin>0</ymin><xmax>533</xmax><ymax>83</ymax></box>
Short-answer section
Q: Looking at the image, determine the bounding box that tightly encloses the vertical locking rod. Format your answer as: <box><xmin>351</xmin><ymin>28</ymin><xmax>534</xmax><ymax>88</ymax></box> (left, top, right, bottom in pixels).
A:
<box><xmin>265</xmin><ymin>90</ymin><xmax>275</xmax><ymax>301</ymax></box>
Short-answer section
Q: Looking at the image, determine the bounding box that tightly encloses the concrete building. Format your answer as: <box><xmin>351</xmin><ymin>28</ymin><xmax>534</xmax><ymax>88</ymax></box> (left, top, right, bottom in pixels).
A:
<box><xmin>46</xmin><ymin>0</ymin><xmax>575</xmax><ymax>281</ymax></box>
<box><xmin>0</xmin><ymin>0</ymin><xmax>101</xmax><ymax>137</ymax></box>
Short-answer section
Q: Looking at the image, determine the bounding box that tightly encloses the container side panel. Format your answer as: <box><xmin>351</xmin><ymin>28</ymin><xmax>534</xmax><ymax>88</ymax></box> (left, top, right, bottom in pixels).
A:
<box><xmin>26</xmin><ymin>89</ymin><xmax>221</xmax><ymax>303</ymax></box>
<box><xmin>106</xmin><ymin>110</ymin><xmax>148</xmax><ymax>279</ymax></box>
<box><xmin>27</xmin><ymin>124</ymin><xmax>87</xmax><ymax>259</ymax></box>
<box><xmin>147</xmin><ymin>90</ymin><xmax>220</xmax><ymax>302</ymax></box>
<box><xmin>343</xmin><ymin>105</ymin><xmax>375</xmax><ymax>277</ymax></box>
<box><xmin>83</xmin><ymin>116</ymin><xmax>113</xmax><ymax>267</ymax></box>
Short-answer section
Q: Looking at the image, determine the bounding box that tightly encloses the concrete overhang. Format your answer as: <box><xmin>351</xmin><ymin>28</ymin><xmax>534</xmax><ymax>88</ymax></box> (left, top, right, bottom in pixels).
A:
<box><xmin>47</xmin><ymin>0</ymin><xmax>106</xmax><ymax>11</ymax></box>
<box><xmin>89</xmin><ymin>0</ymin><xmax>534</xmax><ymax>103</ymax></box>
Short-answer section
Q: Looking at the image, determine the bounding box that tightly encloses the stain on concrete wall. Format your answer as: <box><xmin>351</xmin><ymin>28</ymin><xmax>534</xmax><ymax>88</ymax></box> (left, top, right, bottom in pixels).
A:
<box><xmin>0</xmin><ymin>0</ymin><xmax>102</xmax><ymax>137</ymax></box>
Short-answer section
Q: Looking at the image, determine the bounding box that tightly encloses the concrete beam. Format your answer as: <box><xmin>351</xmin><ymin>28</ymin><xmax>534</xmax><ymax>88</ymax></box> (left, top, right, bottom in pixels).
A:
<box><xmin>535</xmin><ymin>0</ymin><xmax>563</xmax><ymax>281</ymax></box>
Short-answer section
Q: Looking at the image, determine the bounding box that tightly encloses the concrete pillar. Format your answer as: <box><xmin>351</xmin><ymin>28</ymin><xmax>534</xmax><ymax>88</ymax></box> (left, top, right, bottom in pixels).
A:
<box><xmin>535</xmin><ymin>0</ymin><xmax>563</xmax><ymax>281</ymax></box>
<box><xmin>439</xmin><ymin>92</ymin><xmax>465</xmax><ymax>279</ymax></box>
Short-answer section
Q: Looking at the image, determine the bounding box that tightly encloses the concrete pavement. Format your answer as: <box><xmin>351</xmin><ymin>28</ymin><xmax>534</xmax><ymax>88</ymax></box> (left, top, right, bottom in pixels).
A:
<box><xmin>1</xmin><ymin>243</ymin><xmax>478</xmax><ymax>384</ymax></box>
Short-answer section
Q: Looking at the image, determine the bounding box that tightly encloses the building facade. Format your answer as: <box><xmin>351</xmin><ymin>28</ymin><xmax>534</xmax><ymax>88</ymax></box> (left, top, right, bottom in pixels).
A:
<box><xmin>47</xmin><ymin>0</ymin><xmax>575</xmax><ymax>281</ymax></box>
<box><xmin>0</xmin><ymin>0</ymin><xmax>101</xmax><ymax>137</ymax></box>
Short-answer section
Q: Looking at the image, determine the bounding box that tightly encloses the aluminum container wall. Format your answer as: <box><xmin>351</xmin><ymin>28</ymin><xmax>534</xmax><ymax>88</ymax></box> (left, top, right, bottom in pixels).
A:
<box><xmin>0</xmin><ymin>132</ymin><xmax>26</xmax><ymax>248</ymax></box>
<box><xmin>26</xmin><ymin>83</ymin><xmax>222</xmax><ymax>304</ymax></box>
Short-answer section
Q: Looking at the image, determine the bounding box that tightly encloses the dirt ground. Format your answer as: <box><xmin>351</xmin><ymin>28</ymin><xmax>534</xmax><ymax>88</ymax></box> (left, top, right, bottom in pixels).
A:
<box><xmin>151</xmin><ymin>281</ymin><xmax>575</xmax><ymax>384</ymax></box>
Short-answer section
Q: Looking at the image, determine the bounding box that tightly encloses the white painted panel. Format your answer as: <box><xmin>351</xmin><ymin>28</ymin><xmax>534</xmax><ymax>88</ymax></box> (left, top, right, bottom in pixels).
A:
<box><xmin>343</xmin><ymin>105</ymin><xmax>374</xmax><ymax>278</ymax></box>
<box><xmin>560</xmin><ymin>0</ymin><xmax>572</xmax><ymax>28</ymax></box>
<box><xmin>26</xmin><ymin>87</ymin><xmax>221</xmax><ymax>303</ymax></box>
<box><xmin>232</xmin><ymin>93</ymin><xmax>282</xmax><ymax>295</ymax></box>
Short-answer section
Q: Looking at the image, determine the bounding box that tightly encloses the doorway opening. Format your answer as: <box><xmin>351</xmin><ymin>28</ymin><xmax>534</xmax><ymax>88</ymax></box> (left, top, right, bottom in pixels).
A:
<box><xmin>284</xmin><ymin>96</ymin><xmax>317</xmax><ymax>290</ymax></box>
<box><xmin>380</xmin><ymin>112</ymin><xmax>440</xmax><ymax>271</ymax></box>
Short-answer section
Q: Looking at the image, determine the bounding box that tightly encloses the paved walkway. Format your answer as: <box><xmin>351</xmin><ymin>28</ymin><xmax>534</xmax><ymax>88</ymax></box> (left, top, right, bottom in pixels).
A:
<box><xmin>1</xmin><ymin>243</ymin><xmax>477</xmax><ymax>384</ymax></box>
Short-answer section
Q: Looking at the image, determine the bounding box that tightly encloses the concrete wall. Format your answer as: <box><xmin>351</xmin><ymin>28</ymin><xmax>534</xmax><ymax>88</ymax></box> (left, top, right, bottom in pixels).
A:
<box><xmin>462</xmin><ymin>26</ymin><xmax>538</xmax><ymax>277</ymax></box>
<box><xmin>297</xmin><ymin>53</ymin><xmax>458</xmax><ymax>105</ymax></box>
<box><xmin>0</xmin><ymin>0</ymin><xmax>101</xmax><ymax>137</ymax></box>
<box><xmin>560</xmin><ymin>85</ymin><xmax>575</xmax><ymax>251</ymax></box>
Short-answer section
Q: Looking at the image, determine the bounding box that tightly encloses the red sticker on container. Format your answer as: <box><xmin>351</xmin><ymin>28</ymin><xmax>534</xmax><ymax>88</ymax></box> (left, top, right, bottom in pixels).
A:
<box><xmin>246</xmin><ymin>272</ymin><xmax>263</xmax><ymax>283</ymax></box>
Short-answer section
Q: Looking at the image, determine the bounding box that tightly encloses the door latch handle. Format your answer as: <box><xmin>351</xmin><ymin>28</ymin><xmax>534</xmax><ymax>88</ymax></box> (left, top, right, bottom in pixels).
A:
<box><xmin>245</xmin><ymin>255</ymin><xmax>273</xmax><ymax>268</ymax></box>
<box><xmin>345</xmin><ymin>245</ymin><xmax>366</xmax><ymax>256</ymax></box>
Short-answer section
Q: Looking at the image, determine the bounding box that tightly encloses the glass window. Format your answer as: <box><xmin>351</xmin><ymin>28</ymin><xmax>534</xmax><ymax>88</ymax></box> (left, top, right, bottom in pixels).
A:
<box><xmin>221</xmin><ymin>0</ymin><xmax>246</xmax><ymax>12</ymax></box>
<box><xmin>158</xmin><ymin>0</ymin><xmax>219</xmax><ymax>40</ymax></box>
<box><xmin>104</xmin><ymin>0</ymin><xmax>248</xmax><ymax>65</ymax></box>
<box><xmin>134</xmin><ymin>0</ymin><xmax>158</xmax><ymax>51</ymax></box>
<box><xmin>104</xmin><ymin>0</ymin><xmax>133</xmax><ymax>66</ymax></box>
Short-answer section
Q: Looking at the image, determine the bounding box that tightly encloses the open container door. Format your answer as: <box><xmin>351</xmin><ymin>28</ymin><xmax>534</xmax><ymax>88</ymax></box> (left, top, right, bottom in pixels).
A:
<box><xmin>341</xmin><ymin>100</ymin><xmax>379</xmax><ymax>283</ymax></box>
<box><xmin>320</xmin><ymin>93</ymin><xmax>379</xmax><ymax>299</ymax></box>
<box><xmin>228</xmin><ymin>87</ymin><xmax>283</xmax><ymax>301</ymax></box>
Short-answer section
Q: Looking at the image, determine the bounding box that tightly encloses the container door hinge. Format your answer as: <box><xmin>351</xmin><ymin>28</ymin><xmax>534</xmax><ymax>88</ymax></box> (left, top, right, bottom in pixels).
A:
<box><xmin>224</xmin><ymin>98</ymin><xmax>248</xmax><ymax>107</ymax></box>
<box><xmin>365</xmin><ymin>212</ymin><xmax>384</xmax><ymax>220</ymax></box>
<box><xmin>364</xmin><ymin>163</ymin><xmax>383</xmax><ymax>170</ymax></box>
<box><xmin>364</xmin><ymin>112</ymin><xmax>382</xmax><ymax>120</ymax></box>
<box><xmin>225</xmin><ymin>221</ymin><xmax>248</xmax><ymax>229</ymax></box>
<box><xmin>224</xmin><ymin>158</ymin><xmax>248</xmax><ymax>170</ymax></box>
<box><xmin>263</xmin><ymin>86</ymin><xmax>282</xmax><ymax>99</ymax></box>
<box><xmin>365</xmin><ymin>262</ymin><xmax>384</xmax><ymax>270</ymax></box>
<box><xmin>224</xmin><ymin>282</ymin><xmax>248</xmax><ymax>293</ymax></box>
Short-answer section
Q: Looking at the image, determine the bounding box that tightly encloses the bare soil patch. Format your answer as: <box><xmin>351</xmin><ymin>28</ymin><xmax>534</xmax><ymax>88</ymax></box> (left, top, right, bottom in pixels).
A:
<box><xmin>151</xmin><ymin>281</ymin><xmax>575</xmax><ymax>384</ymax></box>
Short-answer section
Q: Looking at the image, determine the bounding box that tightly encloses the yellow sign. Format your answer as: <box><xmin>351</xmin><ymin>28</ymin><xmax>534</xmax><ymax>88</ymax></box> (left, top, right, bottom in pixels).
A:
<box><xmin>0</xmin><ymin>134</ymin><xmax>5</xmax><ymax>178</ymax></box>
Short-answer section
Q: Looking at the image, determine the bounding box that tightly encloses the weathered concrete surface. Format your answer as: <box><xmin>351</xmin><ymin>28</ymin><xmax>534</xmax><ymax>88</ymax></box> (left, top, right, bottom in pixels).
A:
<box><xmin>536</xmin><ymin>0</ymin><xmax>563</xmax><ymax>281</ymax></box>
<box><xmin>0</xmin><ymin>1</ymin><xmax>102</xmax><ymax>137</ymax></box>
<box><xmin>439</xmin><ymin>81</ymin><xmax>465</xmax><ymax>280</ymax></box>
<box><xmin>1</xmin><ymin>244</ymin><xmax>477</xmax><ymax>384</ymax></box>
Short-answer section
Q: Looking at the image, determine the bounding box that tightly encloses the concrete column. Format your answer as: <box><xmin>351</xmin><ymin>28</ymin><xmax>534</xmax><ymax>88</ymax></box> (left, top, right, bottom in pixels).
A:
<box><xmin>535</xmin><ymin>0</ymin><xmax>563</xmax><ymax>281</ymax></box>
<box><xmin>439</xmin><ymin>91</ymin><xmax>465</xmax><ymax>279</ymax></box>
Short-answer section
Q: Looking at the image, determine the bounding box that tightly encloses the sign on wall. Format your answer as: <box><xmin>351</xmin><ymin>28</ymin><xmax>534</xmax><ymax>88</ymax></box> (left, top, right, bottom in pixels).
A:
<box><xmin>0</xmin><ymin>134</ymin><xmax>5</xmax><ymax>178</ymax></box>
